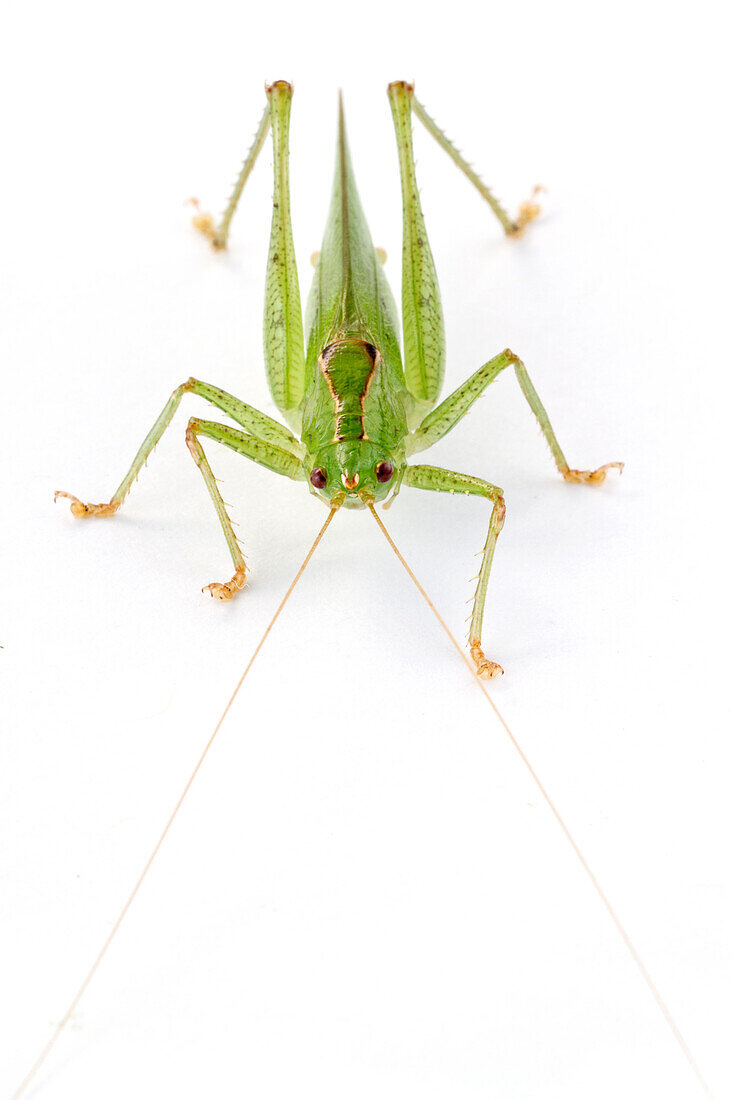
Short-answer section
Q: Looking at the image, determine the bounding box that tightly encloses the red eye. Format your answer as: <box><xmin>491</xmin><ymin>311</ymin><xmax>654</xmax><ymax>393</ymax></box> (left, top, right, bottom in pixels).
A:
<box><xmin>310</xmin><ymin>467</ymin><xmax>328</xmax><ymax>489</ymax></box>
<box><xmin>375</xmin><ymin>461</ymin><xmax>394</xmax><ymax>484</ymax></box>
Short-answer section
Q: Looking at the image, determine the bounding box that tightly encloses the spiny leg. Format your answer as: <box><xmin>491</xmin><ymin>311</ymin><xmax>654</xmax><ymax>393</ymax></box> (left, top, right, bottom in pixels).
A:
<box><xmin>55</xmin><ymin>377</ymin><xmax>303</xmax><ymax>518</ymax></box>
<box><xmin>409</xmin><ymin>89</ymin><xmax>541</xmax><ymax>237</ymax></box>
<box><xmin>511</xmin><ymin>355</ymin><xmax>623</xmax><ymax>483</ymax></box>
<box><xmin>190</xmin><ymin>100</ymin><xmax>271</xmax><ymax>250</ymax></box>
<box><xmin>403</xmin><ymin>464</ymin><xmax>506</xmax><ymax>679</ymax></box>
<box><xmin>186</xmin><ymin>417</ymin><xmax>304</xmax><ymax>599</ymax></box>
<box><xmin>407</xmin><ymin>349</ymin><xmax>516</xmax><ymax>456</ymax></box>
<box><xmin>185</xmin><ymin>422</ymin><xmax>246</xmax><ymax>598</ymax></box>
<box><xmin>407</xmin><ymin>347</ymin><xmax>622</xmax><ymax>484</ymax></box>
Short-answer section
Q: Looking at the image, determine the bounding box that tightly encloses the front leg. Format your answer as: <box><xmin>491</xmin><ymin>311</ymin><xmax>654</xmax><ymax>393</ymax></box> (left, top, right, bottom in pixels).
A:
<box><xmin>186</xmin><ymin>417</ymin><xmax>304</xmax><ymax>599</ymax></box>
<box><xmin>403</xmin><ymin>464</ymin><xmax>506</xmax><ymax>679</ymax></box>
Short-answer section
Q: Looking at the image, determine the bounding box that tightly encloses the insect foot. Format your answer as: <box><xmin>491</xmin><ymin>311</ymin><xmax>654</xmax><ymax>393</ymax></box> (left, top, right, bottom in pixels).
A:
<box><xmin>187</xmin><ymin>199</ymin><xmax>225</xmax><ymax>250</ymax></box>
<box><xmin>508</xmin><ymin>186</ymin><xmax>545</xmax><ymax>237</ymax></box>
<box><xmin>470</xmin><ymin>645</ymin><xmax>504</xmax><ymax>680</ymax></box>
<box><xmin>562</xmin><ymin>461</ymin><xmax>624</xmax><ymax>486</ymax></box>
<box><xmin>203</xmin><ymin>568</ymin><xmax>248</xmax><ymax>600</ymax></box>
<box><xmin>54</xmin><ymin>491</ymin><xmax>120</xmax><ymax>518</ymax></box>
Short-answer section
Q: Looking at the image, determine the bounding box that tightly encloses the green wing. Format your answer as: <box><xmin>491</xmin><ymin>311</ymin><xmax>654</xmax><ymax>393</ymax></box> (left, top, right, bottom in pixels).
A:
<box><xmin>303</xmin><ymin>95</ymin><xmax>405</xmax><ymax>397</ymax></box>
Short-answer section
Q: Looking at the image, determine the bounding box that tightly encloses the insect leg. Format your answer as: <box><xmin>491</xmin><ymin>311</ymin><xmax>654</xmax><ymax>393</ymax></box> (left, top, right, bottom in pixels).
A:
<box><xmin>191</xmin><ymin>99</ymin><xmax>271</xmax><ymax>250</ymax></box>
<box><xmin>511</xmin><ymin>354</ymin><xmax>623</xmax><ymax>483</ymax></box>
<box><xmin>408</xmin><ymin>90</ymin><xmax>539</xmax><ymax>237</ymax></box>
<box><xmin>185</xmin><ymin>417</ymin><xmax>304</xmax><ymax>599</ymax></box>
<box><xmin>55</xmin><ymin>378</ymin><xmax>302</xmax><ymax>518</ymax></box>
<box><xmin>387</xmin><ymin>81</ymin><xmax>445</xmax><ymax>407</ymax></box>
<box><xmin>189</xmin><ymin>380</ymin><xmax>303</xmax><ymax>454</ymax></box>
<box><xmin>407</xmin><ymin>349</ymin><xmax>515</xmax><ymax>455</ymax></box>
<box><xmin>263</xmin><ymin>80</ymin><xmax>305</xmax><ymax>417</ymax></box>
<box><xmin>403</xmin><ymin>463</ymin><xmax>505</xmax><ymax>678</ymax></box>
<box><xmin>407</xmin><ymin>348</ymin><xmax>623</xmax><ymax>484</ymax></box>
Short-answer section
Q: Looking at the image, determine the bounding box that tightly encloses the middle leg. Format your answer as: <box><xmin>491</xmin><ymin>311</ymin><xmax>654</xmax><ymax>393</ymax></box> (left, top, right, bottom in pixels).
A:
<box><xmin>55</xmin><ymin>377</ymin><xmax>303</xmax><ymax>520</ymax></box>
<box><xmin>408</xmin><ymin>348</ymin><xmax>623</xmax><ymax>484</ymax></box>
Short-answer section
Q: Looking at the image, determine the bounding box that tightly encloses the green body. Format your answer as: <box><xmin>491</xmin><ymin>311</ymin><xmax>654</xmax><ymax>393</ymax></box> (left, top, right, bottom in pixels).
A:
<box><xmin>270</xmin><ymin>87</ymin><xmax>411</xmax><ymax>508</ymax></box>
<box><xmin>57</xmin><ymin>81</ymin><xmax>620</xmax><ymax>677</ymax></box>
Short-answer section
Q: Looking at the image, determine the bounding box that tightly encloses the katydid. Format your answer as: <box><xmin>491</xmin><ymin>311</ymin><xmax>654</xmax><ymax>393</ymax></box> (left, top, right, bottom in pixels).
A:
<box><xmin>55</xmin><ymin>79</ymin><xmax>621</xmax><ymax>678</ymax></box>
<box><xmin>28</xmin><ymin>83</ymin><xmax>719</xmax><ymax>1100</ymax></box>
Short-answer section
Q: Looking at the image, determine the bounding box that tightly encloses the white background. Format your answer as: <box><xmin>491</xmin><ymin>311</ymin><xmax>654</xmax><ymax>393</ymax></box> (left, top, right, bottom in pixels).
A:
<box><xmin>1</xmin><ymin>1</ymin><xmax>731</xmax><ymax>1097</ymax></box>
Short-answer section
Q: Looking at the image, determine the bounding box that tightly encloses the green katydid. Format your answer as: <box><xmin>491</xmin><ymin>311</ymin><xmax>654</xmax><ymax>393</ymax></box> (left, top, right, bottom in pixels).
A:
<box><xmin>28</xmin><ymin>83</ymin><xmax>720</xmax><ymax>1100</ymax></box>
<box><xmin>55</xmin><ymin>79</ymin><xmax>621</xmax><ymax>679</ymax></box>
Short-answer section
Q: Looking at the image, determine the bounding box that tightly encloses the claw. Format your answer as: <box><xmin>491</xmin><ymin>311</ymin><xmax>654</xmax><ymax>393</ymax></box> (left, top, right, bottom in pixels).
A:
<box><xmin>508</xmin><ymin>185</ymin><xmax>545</xmax><ymax>237</ymax></box>
<box><xmin>188</xmin><ymin>198</ymin><xmax>225</xmax><ymax>250</ymax></box>
<box><xmin>470</xmin><ymin>644</ymin><xmax>504</xmax><ymax>680</ymax></box>
<box><xmin>562</xmin><ymin>461</ymin><xmax>624</xmax><ymax>486</ymax></box>
<box><xmin>203</xmin><ymin>568</ymin><xmax>247</xmax><ymax>600</ymax></box>
<box><xmin>54</xmin><ymin>490</ymin><xmax>119</xmax><ymax>518</ymax></box>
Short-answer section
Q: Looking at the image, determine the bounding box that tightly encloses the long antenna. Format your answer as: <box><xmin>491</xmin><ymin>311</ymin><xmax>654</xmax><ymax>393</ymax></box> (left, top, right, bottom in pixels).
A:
<box><xmin>12</xmin><ymin>503</ymin><xmax>340</xmax><ymax>1100</ymax></box>
<box><xmin>367</xmin><ymin>503</ymin><xmax>714</xmax><ymax>1100</ymax></box>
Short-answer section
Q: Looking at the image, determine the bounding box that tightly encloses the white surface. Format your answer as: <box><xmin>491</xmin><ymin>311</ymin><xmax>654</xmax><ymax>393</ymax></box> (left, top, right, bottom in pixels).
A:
<box><xmin>1</xmin><ymin>1</ymin><xmax>731</xmax><ymax>1097</ymax></box>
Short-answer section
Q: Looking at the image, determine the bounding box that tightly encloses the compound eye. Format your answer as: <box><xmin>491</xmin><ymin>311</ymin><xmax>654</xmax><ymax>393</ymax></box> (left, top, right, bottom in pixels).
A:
<box><xmin>375</xmin><ymin>461</ymin><xmax>394</xmax><ymax>484</ymax></box>
<box><xmin>310</xmin><ymin>467</ymin><xmax>328</xmax><ymax>490</ymax></box>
